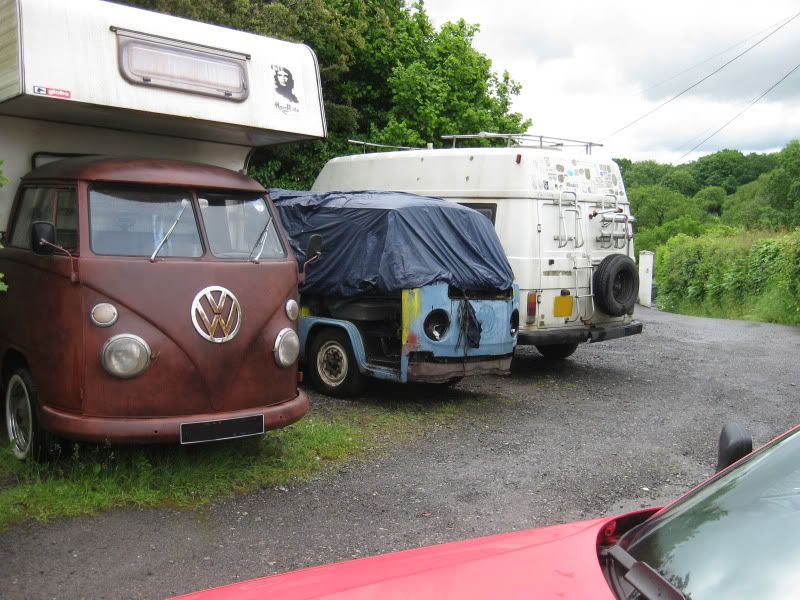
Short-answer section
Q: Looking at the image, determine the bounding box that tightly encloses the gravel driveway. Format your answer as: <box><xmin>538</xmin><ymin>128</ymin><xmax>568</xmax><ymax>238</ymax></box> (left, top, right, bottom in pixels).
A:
<box><xmin>1</xmin><ymin>306</ymin><xmax>798</xmax><ymax>599</ymax></box>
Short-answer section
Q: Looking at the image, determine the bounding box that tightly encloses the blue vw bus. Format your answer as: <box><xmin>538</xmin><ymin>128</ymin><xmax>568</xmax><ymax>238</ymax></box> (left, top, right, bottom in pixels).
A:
<box><xmin>271</xmin><ymin>190</ymin><xmax>519</xmax><ymax>397</ymax></box>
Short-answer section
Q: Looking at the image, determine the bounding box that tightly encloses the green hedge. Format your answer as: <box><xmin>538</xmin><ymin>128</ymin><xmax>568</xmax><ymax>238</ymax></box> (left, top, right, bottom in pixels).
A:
<box><xmin>656</xmin><ymin>230</ymin><xmax>800</xmax><ymax>324</ymax></box>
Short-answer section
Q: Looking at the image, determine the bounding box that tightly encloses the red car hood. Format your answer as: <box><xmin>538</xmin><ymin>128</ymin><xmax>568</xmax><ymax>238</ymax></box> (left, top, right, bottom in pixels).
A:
<box><xmin>176</xmin><ymin>516</ymin><xmax>619</xmax><ymax>600</ymax></box>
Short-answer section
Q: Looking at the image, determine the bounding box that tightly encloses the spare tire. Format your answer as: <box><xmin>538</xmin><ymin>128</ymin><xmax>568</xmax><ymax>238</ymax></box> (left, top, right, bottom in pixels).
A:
<box><xmin>593</xmin><ymin>254</ymin><xmax>639</xmax><ymax>317</ymax></box>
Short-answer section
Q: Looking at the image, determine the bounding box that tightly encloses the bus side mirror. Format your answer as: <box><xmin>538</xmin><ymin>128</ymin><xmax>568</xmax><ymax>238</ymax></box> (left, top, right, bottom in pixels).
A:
<box><xmin>716</xmin><ymin>423</ymin><xmax>752</xmax><ymax>472</ymax></box>
<box><xmin>31</xmin><ymin>221</ymin><xmax>56</xmax><ymax>255</ymax></box>
<box><xmin>301</xmin><ymin>234</ymin><xmax>322</xmax><ymax>279</ymax></box>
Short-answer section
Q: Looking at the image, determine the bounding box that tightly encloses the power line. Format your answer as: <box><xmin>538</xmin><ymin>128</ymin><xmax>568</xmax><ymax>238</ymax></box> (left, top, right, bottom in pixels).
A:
<box><xmin>645</xmin><ymin>15</ymin><xmax>789</xmax><ymax>94</ymax></box>
<box><xmin>678</xmin><ymin>60</ymin><xmax>800</xmax><ymax>161</ymax></box>
<box><xmin>601</xmin><ymin>10</ymin><xmax>800</xmax><ymax>142</ymax></box>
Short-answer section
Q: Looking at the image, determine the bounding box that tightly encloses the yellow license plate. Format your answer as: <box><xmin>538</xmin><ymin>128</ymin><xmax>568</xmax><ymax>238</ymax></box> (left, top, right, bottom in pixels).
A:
<box><xmin>553</xmin><ymin>295</ymin><xmax>574</xmax><ymax>317</ymax></box>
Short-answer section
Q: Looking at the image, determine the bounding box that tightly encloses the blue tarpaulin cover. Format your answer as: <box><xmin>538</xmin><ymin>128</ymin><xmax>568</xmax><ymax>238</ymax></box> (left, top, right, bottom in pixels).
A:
<box><xmin>270</xmin><ymin>189</ymin><xmax>514</xmax><ymax>298</ymax></box>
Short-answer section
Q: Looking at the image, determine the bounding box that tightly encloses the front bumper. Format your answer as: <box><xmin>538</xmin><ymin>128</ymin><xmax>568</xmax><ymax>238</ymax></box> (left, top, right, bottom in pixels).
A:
<box><xmin>517</xmin><ymin>320</ymin><xmax>643</xmax><ymax>347</ymax></box>
<box><xmin>40</xmin><ymin>390</ymin><xmax>309</xmax><ymax>444</ymax></box>
<box><xmin>406</xmin><ymin>354</ymin><xmax>513</xmax><ymax>383</ymax></box>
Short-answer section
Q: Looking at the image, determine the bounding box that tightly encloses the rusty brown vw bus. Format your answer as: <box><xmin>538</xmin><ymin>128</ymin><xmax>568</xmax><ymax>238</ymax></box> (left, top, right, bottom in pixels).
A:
<box><xmin>0</xmin><ymin>157</ymin><xmax>308</xmax><ymax>459</ymax></box>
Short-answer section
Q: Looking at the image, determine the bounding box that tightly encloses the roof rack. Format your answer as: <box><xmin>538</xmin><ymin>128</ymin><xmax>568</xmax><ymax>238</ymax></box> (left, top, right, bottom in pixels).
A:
<box><xmin>440</xmin><ymin>132</ymin><xmax>603</xmax><ymax>155</ymax></box>
<box><xmin>347</xmin><ymin>139</ymin><xmax>415</xmax><ymax>153</ymax></box>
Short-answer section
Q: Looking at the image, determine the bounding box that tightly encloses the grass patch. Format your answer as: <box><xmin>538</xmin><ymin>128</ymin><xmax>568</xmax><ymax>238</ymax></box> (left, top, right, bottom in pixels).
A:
<box><xmin>0</xmin><ymin>390</ymin><xmax>483</xmax><ymax>531</ymax></box>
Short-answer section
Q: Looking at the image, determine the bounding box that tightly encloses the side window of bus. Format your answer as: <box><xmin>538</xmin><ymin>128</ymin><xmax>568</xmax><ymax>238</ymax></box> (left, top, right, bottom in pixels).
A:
<box><xmin>10</xmin><ymin>188</ymin><xmax>54</xmax><ymax>249</ymax></box>
<box><xmin>9</xmin><ymin>188</ymin><xmax>78</xmax><ymax>251</ymax></box>
<box><xmin>459</xmin><ymin>203</ymin><xmax>497</xmax><ymax>225</ymax></box>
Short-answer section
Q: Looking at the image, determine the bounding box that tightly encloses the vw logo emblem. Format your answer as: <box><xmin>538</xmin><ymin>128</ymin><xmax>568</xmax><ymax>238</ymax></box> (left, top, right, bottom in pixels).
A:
<box><xmin>191</xmin><ymin>286</ymin><xmax>242</xmax><ymax>343</ymax></box>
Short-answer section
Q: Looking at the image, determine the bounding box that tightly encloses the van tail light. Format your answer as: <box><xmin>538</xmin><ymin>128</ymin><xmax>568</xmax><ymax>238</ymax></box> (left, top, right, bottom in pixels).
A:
<box><xmin>526</xmin><ymin>292</ymin><xmax>537</xmax><ymax>324</ymax></box>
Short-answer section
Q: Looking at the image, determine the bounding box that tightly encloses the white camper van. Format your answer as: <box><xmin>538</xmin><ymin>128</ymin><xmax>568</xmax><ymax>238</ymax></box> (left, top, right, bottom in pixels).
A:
<box><xmin>312</xmin><ymin>136</ymin><xmax>642</xmax><ymax>359</ymax></box>
<box><xmin>0</xmin><ymin>0</ymin><xmax>327</xmax><ymax>458</ymax></box>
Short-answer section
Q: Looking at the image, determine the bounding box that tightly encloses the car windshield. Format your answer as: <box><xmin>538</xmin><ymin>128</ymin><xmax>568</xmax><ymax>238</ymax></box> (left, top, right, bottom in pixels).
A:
<box><xmin>89</xmin><ymin>186</ymin><xmax>203</xmax><ymax>257</ymax></box>
<box><xmin>619</xmin><ymin>427</ymin><xmax>800</xmax><ymax>599</ymax></box>
<box><xmin>199</xmin><ymin>192</ymin><xmax>284</xmax><ymax>260</ymax></box>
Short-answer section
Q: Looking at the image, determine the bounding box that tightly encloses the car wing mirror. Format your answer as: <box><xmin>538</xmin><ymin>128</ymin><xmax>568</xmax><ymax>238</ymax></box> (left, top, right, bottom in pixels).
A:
<box><xmin>716</xmin><ymin>423</ymin><xmax>753</xmax><ymax>472</ymax></box>
<box><xmin>31</xmin><ymin>221</ymin><xmax>57</xmax><ymax>255</ymax></box>
<box><xmin>303</xmin><ymin>233</ymin><xmax>322</xmax><ymax>266</ymax></box>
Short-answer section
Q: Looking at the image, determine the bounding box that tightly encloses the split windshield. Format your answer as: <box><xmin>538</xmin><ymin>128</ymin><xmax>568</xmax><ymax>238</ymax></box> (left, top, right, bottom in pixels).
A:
<box><xmin>619</xmin><ymin>428</ymin><xmax>800</xmax><ymax>599</ymax></box>
<box><xmin>199</xmin><ymin>192</ymin><xmax>283</xmax><ymax>259</ymax></box>
<box><xmin>88</xmin><ymin>186</ymin><xmax>284</xmax><ymax>260</ymax></box>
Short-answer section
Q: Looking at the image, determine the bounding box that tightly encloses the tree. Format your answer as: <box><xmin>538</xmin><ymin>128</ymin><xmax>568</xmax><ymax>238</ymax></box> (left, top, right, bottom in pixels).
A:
<box><xmin>693</xmin><ymin>186</ymin><xmax>726</xmax><ymax>217</ymax></box>
<box><xmin>740</xmin><ymin>151</ymin><xmax>779</xmax><ymax>183</ymax></box>
<box><xmin>788</xmin><ymin>181</ymin><xmax>800</xmax><ymax>227</ymax></box>
<box><xmin>720</xmin><ymin>176</ymin><xmax>783</xmax><ymax>229</ymax></box>
<box><xmin>613</xmin><ymin>157</ymin><xmax>632</xmax><ymax>181</ymax></box>
<box><xmin>621</xmin><ymin>160</ymin><xmax>670</xmax><ymax>189</ymax></box>
<box><xmin>372</xmin><ymin>18</ymin><xmax>529</xmax><ymax>147</ymax></box>
<box><xmin>660</xmin><ymin>167</ymin><xmax>698</xmax><ymax>196</ymax></box>
<box><xmin>765</xmin><ymin>168</ymin><xmax>793</xmax><ymax>213</ymax></box>
<box><xmin>690</xmin><ymin>149</ymin><xmax>751</xmax><ymax>193</ymax></box>
<box><xmin>628</xmin><ymin>184</ymin><xmax>703</xmax><ymax>230</ymax></box>
<box><xmin>777</xmin><ymin>139</ymin><xmax>800</xmax><ymax>179</ymax></box>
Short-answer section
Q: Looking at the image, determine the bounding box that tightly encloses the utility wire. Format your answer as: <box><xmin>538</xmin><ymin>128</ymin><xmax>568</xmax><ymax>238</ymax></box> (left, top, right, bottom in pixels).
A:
<box><xmin>645</xmin><ymin>15</ymin><xmax>789</xmax><ymax>93</ymax></box>
<box><xmin>678</xmin><ymin>60</ymin><xmax>800</xmax><ymax>161</ymax></box>
<box><xmin>601</xmin><ymin>10</ymin><xmax>800</xmax><ymax>142</ymax></box>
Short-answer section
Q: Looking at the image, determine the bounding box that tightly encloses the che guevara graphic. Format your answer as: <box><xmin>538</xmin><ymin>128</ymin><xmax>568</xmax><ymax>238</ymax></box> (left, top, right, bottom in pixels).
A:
<box><xmin>272</xmin><ymin>65</ymin><xmax>300</xmax><ymax>109</ymax></box>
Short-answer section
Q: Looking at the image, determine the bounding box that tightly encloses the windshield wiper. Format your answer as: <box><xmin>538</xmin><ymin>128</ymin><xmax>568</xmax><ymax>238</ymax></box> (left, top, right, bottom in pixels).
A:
<box><xmin>601</xmin><ymin>544</ymin><xmax>686</xmax><ymax>600</ymax></box>
<box><xmin>249</xmin><ymin>215</ymin><xmax>274</xmax><ymax>264</ymax></box>
<box><xmin>150</xmin><ymin>199</ymin><xmax>190</xmax><ymax>262</ymax></box>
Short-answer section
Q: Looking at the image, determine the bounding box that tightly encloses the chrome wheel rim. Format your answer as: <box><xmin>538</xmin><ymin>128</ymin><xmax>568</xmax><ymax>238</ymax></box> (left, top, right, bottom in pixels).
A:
<box><xmin>5</xmin><ymin>375</ymin><xmax>32</xmax><ymax>459</ymax></box>
<box><xmin>317</xmin><ymin>341</ymin><xmax>348</xmax><ymax>387</ymax></box>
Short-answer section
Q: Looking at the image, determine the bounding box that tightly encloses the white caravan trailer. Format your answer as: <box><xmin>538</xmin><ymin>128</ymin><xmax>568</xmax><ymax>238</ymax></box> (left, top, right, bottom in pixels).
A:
<box><xmin>0</xmin><ymin>0</ymin><xmax>326</xmax><ymax>228</ymax></box>
<box><xmin>312</xmin><ymin>136</ymin><xmax>642</xmax><ymax>358</ymax></box>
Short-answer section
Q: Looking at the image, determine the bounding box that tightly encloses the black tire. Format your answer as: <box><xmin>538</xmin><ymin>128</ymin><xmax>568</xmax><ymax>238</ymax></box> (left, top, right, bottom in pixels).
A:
<box><xmin>308</xmin><ymin>328</ymin><xmax>365</xmax><ymax>398</ymax></box>
<box><xmin>536</xmin><ymin>343</ymin><xmax>579</xmax><ymax>360</ymax></box>
<box><xmin>593</xmin><ymin>254</ymin><xmax>639</xmax><ymax>317</ymax></box>
<box><xmin>4</xmin><ymin>368</ymin><xmax>56</xmax><ymax>461</ymax></box>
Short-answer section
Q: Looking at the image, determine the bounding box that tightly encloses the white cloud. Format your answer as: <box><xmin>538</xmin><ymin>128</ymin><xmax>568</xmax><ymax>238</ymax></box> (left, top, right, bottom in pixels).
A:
<box><xmin>422</xmin><ymin>0</ymin><xmax>800</xmax><ymax>163</ymax></box>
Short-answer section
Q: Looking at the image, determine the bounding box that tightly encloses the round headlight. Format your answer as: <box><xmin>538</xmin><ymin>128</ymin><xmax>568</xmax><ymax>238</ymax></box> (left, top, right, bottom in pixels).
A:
<box><xmin>510</xmin><ymin>309</ymin><xmax>519</xmax><ymax>337</ymax></box>
<box><xmin>274</xmin><ymin>328</ymin><xmax>300</xmax><ymax>368</ymax></box>
<box><xmin>90</xmin><ymin>303</ymin><xmax>119</xmax><ymax>327</ymax></box>
<box><xmin>285</xmin><ymin>299</ymin><xmax>300</xmax><ymax>321</ymax></box>
<box><xmin>100</xmin><ymin>334</ymin><xmax>151</xmax><ymax>379</ymax></box>
<box><xmin>423</xmin><ymin>309</ymin><xmax>450</xmax><ymax>341</ymax></box>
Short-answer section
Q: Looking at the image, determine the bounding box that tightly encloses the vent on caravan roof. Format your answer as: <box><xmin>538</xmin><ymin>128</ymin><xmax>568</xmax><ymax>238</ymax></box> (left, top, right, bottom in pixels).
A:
<box><xmin>113</xmin><ymin>27</ymin><xmax>250</xmax><ymax>101</ymax></box>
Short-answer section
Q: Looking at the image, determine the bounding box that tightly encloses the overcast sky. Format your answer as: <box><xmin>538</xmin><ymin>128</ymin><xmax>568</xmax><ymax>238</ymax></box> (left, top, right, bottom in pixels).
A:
<box><xmin>422</xmin><ymin>0</ymin><xmax>800</xmax><ymax>164</ymax></box>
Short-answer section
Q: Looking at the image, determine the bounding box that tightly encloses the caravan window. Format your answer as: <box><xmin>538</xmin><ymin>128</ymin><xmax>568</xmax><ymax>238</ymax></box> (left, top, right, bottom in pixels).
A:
<box><xmin>89</xmin><ymin>186</ymin><xmax>203</xmax><ymax>257</ymax></box>
<box><xmin>114</xmin><ymin>28</ymin><xmax>249</xmax><ymax>101</ymax></box>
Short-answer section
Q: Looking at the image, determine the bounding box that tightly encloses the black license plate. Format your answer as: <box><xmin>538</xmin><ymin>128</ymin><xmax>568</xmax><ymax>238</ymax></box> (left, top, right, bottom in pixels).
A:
<box><xmin>180</xmin><ymin>414</ymin><xmax>264</xmax><ymax>445</ymax></box>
